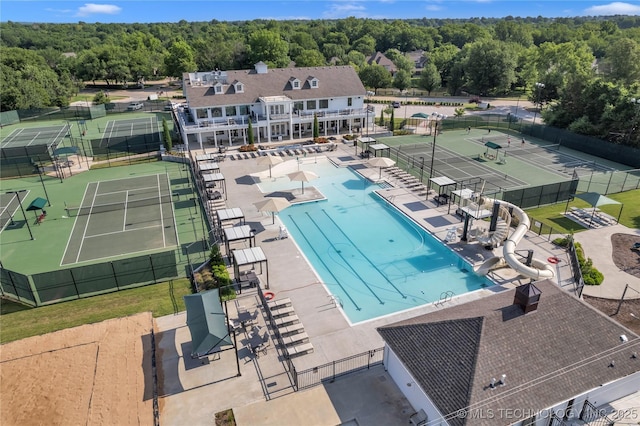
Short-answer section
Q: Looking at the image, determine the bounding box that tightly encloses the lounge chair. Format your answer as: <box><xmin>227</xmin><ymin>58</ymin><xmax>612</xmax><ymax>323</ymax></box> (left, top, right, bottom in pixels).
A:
<box><xmin>267</xmin><ymin>297</ymin><xmax>292</xmax><ymax>310</ymax></box>
<box><xmin>276</xmin><ymin>226</ymin><xmax>288</xmax><ymax>240</ymax></box>
<box><xmin>277</xmin><ymin>322</ymin><xmax>305</xmax><ymax>336</ymax></box>
<box><xmin>274</xmin><ymin>314</ymin><xmax>299</xmax><ymax>327</ymax></box>
<box><xmin>270</xmin><ymin>306</ymin><xmax>296</xmax><ymax>318</ymax></box>
<box><xmin>286</xmin><ymin>342</ymin><xmax>314</xmax><ymax>357</ymax></box>
<box><xmin>282</xmin><ymin>332</ymin><xmax>309</xmax><ymax>347</ymax></box>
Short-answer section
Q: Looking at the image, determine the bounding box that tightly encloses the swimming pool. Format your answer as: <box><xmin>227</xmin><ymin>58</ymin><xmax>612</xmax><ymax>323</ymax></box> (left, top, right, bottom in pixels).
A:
<box><xmin>257</xmin><ymin>159</ymin><xmax>489</xmax><ymax>323</ymax></box>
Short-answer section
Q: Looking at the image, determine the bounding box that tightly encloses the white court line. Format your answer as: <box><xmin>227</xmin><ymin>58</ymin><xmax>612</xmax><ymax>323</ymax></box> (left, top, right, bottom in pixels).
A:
<box><xmin>75</xmin><ymin>182</ymin><xmax>100</xmax><ymax>264</ymax></box>
<box><xmin>83</xmin><ymin>224</ymin><xmax>161</xmax><ymax>239</ymax></box>
<box><xmin>1</xmin><ymin>128</ymin><xmax>24</xmax><ymax>148</ymax></box>
<box><xmin>97</xmin><ymin>185</ymin><xmax>160</xmax><ymax>198</ymax></box>
<box><xmin>157</xmin><ymin>174</ymin><xmax>166</xmax><ymax>247</ymax></box>
<box><xmin>166</xmin><ymin>174</ymin><xmax>180</xmax><ymax>247</ymax></box>
<box><xmin>123</xmin><ymin>190</ymin><xmax>129</xmax><ymax>231</ymax></box>
<box><xmin>26</xmin><ymin>132</ymin><xmax>41</xmax><ymax>147</ymax></box>
<box><xmin>61</xmin><ymin>183</ymin><xmax>92</xmax><ymax>266</ymax></box>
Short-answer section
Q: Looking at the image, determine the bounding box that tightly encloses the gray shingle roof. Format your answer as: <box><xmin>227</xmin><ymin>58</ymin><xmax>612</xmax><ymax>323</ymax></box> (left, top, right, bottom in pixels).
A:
<box><xmin>378</xmin><ymin>280</ymin><xmax>640</xmax><ymax>426</ymax></box>
<box><xmin>184</xmin><ymin>66</ymin><xmax>366</xmax><ymax>109</ymax></box>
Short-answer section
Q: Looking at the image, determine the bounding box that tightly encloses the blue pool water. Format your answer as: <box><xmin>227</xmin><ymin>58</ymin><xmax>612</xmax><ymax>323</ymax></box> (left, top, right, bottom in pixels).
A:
<box><xmin>258</xmin><ymin>159</ymin><xmax>489</xmax><ymax>323</ymax></box>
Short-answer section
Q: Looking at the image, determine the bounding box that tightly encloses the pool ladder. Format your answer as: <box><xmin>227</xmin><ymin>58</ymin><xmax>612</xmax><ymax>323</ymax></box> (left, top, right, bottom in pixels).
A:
<box><xmin>329</xmin><ymin>295</ymin><xmax>344</xmax><ymax>308</ymax></box>
<box><xmin>434</xmin><ymin>291</ymin><xmax>455</xmax><ymax>307</ymax></box>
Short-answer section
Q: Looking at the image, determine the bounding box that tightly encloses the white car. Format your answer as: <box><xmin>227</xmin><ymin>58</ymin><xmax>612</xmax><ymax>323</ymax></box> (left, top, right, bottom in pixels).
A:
<box><xmin>127</xmin><ymin>102</ymin><xmax>144</xmax><ymax>111</ymax></box>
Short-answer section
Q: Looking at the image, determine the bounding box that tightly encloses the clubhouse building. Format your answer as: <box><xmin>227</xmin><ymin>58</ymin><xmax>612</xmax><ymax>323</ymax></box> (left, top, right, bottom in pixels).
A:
<box><xmin>179</xmin><ymin>62</ymin><xmax>369</xmax><ymax>150</ymax></box>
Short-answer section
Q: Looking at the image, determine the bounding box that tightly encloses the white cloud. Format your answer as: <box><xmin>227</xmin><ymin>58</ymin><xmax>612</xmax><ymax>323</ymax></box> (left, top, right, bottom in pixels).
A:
<box><xmin>584</xmin><ymin>2</ymin><xmax>640</xmax><ymax>15</ymax></box>
<box><xmin>76</xmin><ymin>3</ymin><xmax>122</xmax><ymax>17</ymax></box>
<box><xmin>323</xmin><ymin>1</ymin><xmax>367</xmax><ymax>18</ymax></box>
<box><xmin>425</xmin><ymin>5</ymin><xmax>443</xmax><ymax>12</ymax></box>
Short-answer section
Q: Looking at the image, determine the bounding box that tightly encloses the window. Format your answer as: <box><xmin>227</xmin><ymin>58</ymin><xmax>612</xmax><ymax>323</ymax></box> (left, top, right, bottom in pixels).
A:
<box><xmin>211</xmin><ymin>107</ymin><xmax>222</xmax><ymax>118</ymax></box>
<box><xmin>294</xmin><ymin>101</ymin><xmax>304</xmax><ymax>112</ymax></box>
<box><xmin>239</xmin><ymin>105</ymin><xmax>251</xmax><ymax>115</ymax></box>
<box><xmin>197</xmin><ymin>109</ymin><xmax>208</xmax><ymax>119</ymax></box>
<box><xmin>306</xmin><ymin>100</ymin><xmax>316</xmax><ymax>110</ymax></box>
<box><xmin>347</xmin><ymin>97</ymin><xmax>352</xmax><ymax>107</ymax></box>
<box><xmin>311</xmin><ymin>80</ymin><xmax>318</xmax><ymax>88</ymax></box>
<box><xmin>235</xmin><ymin>83</ymin><xmax>243</xmax><ymax>93</ymax></box>
<box><xmin>293</xmin><ymin>81</ymin><xmax>300</xmax><ymax>89</ymax></box>
<box><xmin>214</xmin><ymin>84</ymin><xmax>223</xmax><ymax>94</ymax></box>
<box><xmin>319</xmin><ymin>99</ymin><xmax>328</xmax><ymax>109</ymax></box>
<box><xmin>225</xmin><ymin>106</ymin><xmax>237</xmax><ymax>116</ymax></box>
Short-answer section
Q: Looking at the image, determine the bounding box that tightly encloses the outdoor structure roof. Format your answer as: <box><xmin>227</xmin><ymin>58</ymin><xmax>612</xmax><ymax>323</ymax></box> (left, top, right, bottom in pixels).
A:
<box><xmin>26</xmin><ymin>197</ymin><xmax>47</xmax><ymax>211</ymax></box>
<box><xmin>184</xmin><ymin>65</ymin><xmax>366</xmax><ymax>109</ymax></box>
<box><xmin>484</xmin><ymin>141</ymin><xmax>502</xmax><ymax>150</ymax></box>
<box><xmin>183</xmin><ymin>289</ymin><xmax>233</xmax><ymax>358</ymax></box>
<box><xmin>574</xmin><ymin>192</ymin><xmax>621</xmax><ymax>208</ymax></box>
<box><xmin>378</xmin><ymin>280</ymin><xmax>640</xmax><ymax>426</ymax></box>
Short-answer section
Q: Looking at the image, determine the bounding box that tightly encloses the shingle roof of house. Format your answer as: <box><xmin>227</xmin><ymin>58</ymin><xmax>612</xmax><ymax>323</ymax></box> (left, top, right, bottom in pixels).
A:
<box><xmin>366</xmin><ymin>52</ymin><xmax>397</xmax><ymax>72</ymax></box>
<box><xmin>378</xmin><ymin>280</ymin><xmax>640</xmax><ymax>426</ymax></box>
<box><xmin>183</xmin><ymin>66</ymin><xmax>366</xmax><ymax>109</ymax></box>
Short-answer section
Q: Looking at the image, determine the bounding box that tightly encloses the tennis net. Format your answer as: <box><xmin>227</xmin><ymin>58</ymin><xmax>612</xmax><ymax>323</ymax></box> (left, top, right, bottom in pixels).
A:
<box><xmin>67</xmin><ymin>194</ymin><xmax>172</xmax><ymax>216</ymax></box>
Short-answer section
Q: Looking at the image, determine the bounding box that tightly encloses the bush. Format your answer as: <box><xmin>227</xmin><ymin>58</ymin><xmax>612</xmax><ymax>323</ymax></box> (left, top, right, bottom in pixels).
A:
<box><xmin>212</xmin><ymin>264</ymin><xmax>231</xmax><ymax>288</ymax></box>
<box><xmin>314</xmin><ymin>137</ymin><xmax>329</xmax><ymax>144</ymax></box>
<box><xmin>210</xmin><ymin>244</ymin><xmax>224</xmax><ymax>266</ymax></box>
<box><xmin>239</xmin><ymin>144</ymin><xmax>258</xmax><ymax>152</ymax></box>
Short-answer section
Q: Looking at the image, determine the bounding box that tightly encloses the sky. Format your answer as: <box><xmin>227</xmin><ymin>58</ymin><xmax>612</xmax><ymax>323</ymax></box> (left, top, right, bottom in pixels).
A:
<box><xmin>1</xmin><ymin>0</ymin><xmax>640</xmax><ymax>24</ymax></box>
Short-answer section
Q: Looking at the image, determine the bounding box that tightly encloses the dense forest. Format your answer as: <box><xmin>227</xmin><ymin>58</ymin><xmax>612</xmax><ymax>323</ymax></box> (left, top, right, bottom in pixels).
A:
<box><xmin>1</xmin><ymin>16</ymin><xmax>639</xmax><ymax>146</ymax></box>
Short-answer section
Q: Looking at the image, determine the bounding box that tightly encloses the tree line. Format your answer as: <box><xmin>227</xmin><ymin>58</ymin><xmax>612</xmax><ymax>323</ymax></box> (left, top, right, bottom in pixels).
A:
<box><xmin>1</xmin><ymin>16</ymin><xmax>639</xmax><ymax>146</ymax></box>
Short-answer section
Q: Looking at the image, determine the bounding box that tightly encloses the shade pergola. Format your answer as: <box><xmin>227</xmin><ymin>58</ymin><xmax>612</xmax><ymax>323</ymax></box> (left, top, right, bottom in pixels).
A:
<box><xmin>195</xmin><ymin>153</ymin><xmax>218</xmax><ymax>162</ymax></box>
<box><xmin>571</xmin><ymin>192</ymin><xmax>623</xmax><ymax>226</ymax></box>
<box><xmin>223</xmin><ymin>225</ymin><xmax>256</xmax><ymax>255</ymax></box>
<box><xmin>215</xmin><ymin>207</ymin><xmax>245</xmax><ymax>227</ymax></box>
<box><xmin>201</xmin><ymin>172</ymin><xmax>227</xmax><ymax>200</ymax></box>
<box><xmin>369</xmin><ymin>143</ymin><xmax>391</xmax><ymax>157</ymax></box>
<box><xmin>232</xmin><ymin>246</ymin><xmax>269</xmax><ymax>288</ymax></box>
<box><xmin>198</xmin><ymin>162</ymin><xmax>220</xmax><ymax>173</ymax></box>
<box><xmin>183</xmin><ymin>289</ymin><xmax>235</xmax><ymax>359</ymax></box>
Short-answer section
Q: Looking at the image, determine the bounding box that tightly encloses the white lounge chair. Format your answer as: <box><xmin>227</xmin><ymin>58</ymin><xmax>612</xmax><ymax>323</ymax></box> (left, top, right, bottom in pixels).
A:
<box><xmin>286</xmin><ymin>342</ymin><xmax>314</xmax><ymax>357</ymax></box>
<box><xmin>270</xmin><ymin>306</ymin><xmax>295</xmax><ymax>318</ymax></box>
<box><xmin>267</xmin><ymin>297</ymin><xmax>292</xmax><ymax>310</ymax></box>
<box><xmin>274</xmin><ymin>314</ymin><xmax>299</xmax><ymax>327</ymax></box>
<box><xmin>277</xmin><ymin>322</ymin><xmax>305</xmax><ymax>336</ymax></box>
<box><xmin>282</xmin><ymin>332</ymin><xmax>309</xmax><ymax>347</ymax></box>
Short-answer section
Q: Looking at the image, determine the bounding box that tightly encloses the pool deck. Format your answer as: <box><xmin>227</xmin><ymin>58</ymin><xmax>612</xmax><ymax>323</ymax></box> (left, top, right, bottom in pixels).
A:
<box><xmin>157</xmin><ymin>141</ymin><xmax>635</xmax><ymax>425</ymax></box>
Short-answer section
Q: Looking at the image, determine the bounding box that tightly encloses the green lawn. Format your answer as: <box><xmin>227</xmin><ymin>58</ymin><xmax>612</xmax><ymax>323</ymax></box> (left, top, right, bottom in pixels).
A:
<box><xmin>525</xmin><ymin>189</ymin><xmax>640</xmax><ymax>235</ymax></box>
<box><xmin>0</xmin><ymin>278</ymin><xmax>192</xmax><ymax>344</ymax></box>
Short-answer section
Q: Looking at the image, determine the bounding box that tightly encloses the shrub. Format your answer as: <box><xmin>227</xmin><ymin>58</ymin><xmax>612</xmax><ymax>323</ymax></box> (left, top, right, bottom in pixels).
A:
<box><xmin>239</xmin><ymin>144</ymin><xmax>258</xmax><ymax>152</ymax></box>
<box><xmin>212</xmin><ymin>264</ymin><xmax>231</xmax><ymax>288</ymax></box>
<box><xmin>314</xmin><ymin>137</ymin><xmax>329</xmax><ymax>144</ymax></box>
<box><xmin>210</xmin><ymin>244</ymin><xmax>224</xmax><ymax>266</ymax></box>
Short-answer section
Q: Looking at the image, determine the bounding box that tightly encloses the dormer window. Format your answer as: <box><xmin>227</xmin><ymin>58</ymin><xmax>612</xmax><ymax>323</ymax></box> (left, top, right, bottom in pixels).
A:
<box><xmin>290</xmin><ymin>77</ymin><xmax>301</xmax><ymax>90</ymax></box>
<box><xmin>307</xmin><ymin>76</ymin><xmax>319</xmax><ymax>89</ymax></box>
<box><xmin>214</xmin><ymin>82</ymin><xmax>223</xmax><ymax>94</ymax></box>
<box><xmin>234</xmin><ymin>82</ymin><xmax>244</xmax><ymax>93</ymax></box>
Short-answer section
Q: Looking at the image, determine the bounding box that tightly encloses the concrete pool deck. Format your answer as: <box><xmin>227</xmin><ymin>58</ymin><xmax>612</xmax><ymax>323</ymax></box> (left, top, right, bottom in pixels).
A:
<box><xmin>157</xmin><ymin>141</ymin><xmax>634</xmax><ymax>425</ymax></box>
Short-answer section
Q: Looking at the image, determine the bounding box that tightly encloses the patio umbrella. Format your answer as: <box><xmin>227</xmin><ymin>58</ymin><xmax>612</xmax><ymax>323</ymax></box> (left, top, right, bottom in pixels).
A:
<box><xmin>287</xmin><ymin>170</ymin><xmax>318</xmax><ymax>194</ymax></box>
<box><xmin>254</xmin><ymin>197</ymin><xmax>291</xmax><ymax>224</ymax></box>
<box><xmin>368</xmin><ymin>157</ymin><xmax>396</xmax><ymax>179</ymax></box>
<box><xmin>257</xmin><ymin>155</ymin><xmax>283</xmax><ymax>178</ymax></box>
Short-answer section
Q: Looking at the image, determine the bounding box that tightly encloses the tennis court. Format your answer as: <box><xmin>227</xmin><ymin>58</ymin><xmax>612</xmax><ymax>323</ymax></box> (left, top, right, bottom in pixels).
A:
<box><xmin>61</xmin><ymin>174</ymin><xmax>178</xmax><ymax>265</ymax></box>
<box><xmin>1</xmin><ymin>124</ymin><xmax>71</xmax><ymax>149</ymax></box>
<box><xmin>97</xmin><ymin>117</ymin><xmax>160</xmax><ymax>147</ymax></box>
<box><xmin>0</xmin><ymin>191</ymin><xmax>30</xmax><ymax>231</ymax></box>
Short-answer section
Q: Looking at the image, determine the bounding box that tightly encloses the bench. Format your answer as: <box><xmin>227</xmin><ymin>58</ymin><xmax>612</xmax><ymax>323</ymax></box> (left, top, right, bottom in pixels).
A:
<box><xmin>274</xmin><ymin>314</ymin><xmax>299</xmax><ymax>327</ymax></box>
<box><xmin>267</xmin><ymin>297</ymin><xmax>292</xmax><ymax>310</ymax></box>
<box><xmin>286</xmin><ymin>342</ymin><xmax>314</xmax><ymax>357</ymax></box>
<box><xmin>282</xmin><ymin>332</ymin><xmax>309</xmax><ymax>347</ymax></box>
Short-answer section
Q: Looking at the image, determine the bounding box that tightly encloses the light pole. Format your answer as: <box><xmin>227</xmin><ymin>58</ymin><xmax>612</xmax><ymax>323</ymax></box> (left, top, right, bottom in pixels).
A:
<box><xmin>427</xmin><ymin>120</ymin><xmax>439</xmax><ymax>193</ymax></box>
<box><xmin>35</xmin><ymin>163</ymin><xmax>51</xmax><ymax>206</ymax></box>
<box><xmin>419</xmin><ymin>156</ymin><xmax>425</xmax><ymax>183</ymax></box>
<box><xmin>628</xmin><ymin>97</ymin><xmax>640</xmax><ymax>144</ymax></box>
<box><xmin>6</xmin><ymin>190</ymin><xmax>34</xmax><ymax>240</ymax></box>
<box><xmin>531</xmin><ymin>82</ymin><xmax>545</xmax><ymax>130</ymax></box>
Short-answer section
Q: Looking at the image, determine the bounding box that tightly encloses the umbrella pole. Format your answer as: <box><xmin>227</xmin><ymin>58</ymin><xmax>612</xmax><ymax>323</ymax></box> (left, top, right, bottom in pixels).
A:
<box><xmin>272</xmin><ymin>212</ymin><xmax>275</xmax><ymax>225</ymax></box>
<box><xmin>269</xmin><ymin>164</ymin><xmax>272</xmax><ymax>178</ymax></box>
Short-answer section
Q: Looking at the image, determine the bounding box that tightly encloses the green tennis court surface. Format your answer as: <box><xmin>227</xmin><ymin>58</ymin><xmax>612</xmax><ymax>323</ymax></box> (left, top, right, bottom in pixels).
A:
<box><xmin>0</xmin><ymin>191</ymin><xmax>30</xmax><ymax>231</ymax></box>
<box><xmin>61</xmin><ymin>174</ymin><xmax>177</xmax><ymax>265</ymax></box>
<box><xmin>1</xmin><ymin>124</ymin><xmax>71</xmax><ymax>149</ymax></box>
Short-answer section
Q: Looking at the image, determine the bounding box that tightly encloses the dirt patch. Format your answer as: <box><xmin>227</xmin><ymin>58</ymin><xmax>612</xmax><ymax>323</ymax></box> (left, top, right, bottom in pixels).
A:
<box><xmin>610</xmin><ymin>233</ymin><xmax>640</xmax><ymax>278</ymax></box>
<box><xmin>0</xmin><ymin>313</ymin><xmax>155</xmax><ymax>425</ymax></box>
<box><xmin>584</xmin><ymin>233</ymin><xmax>640</xmax><ymax>335</ymax></box>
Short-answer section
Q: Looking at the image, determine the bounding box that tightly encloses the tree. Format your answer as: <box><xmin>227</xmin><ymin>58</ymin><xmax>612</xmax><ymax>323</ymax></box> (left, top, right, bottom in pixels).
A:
<box><xmin>247</xmin><ymin>120</ymin><xmax>254</xmax><ymax>145</ymax></box>
<box><xmin>93</xmin><ymin>91</ymin><xmax>109</xmax><ymax>105</ymax></box>
<box><xmin>164</xmin><ymin>40</ymin><xmax>197</xmax><ymax>79</ymax></box>
<box><xmin>313</xmin><ymin>113</ymin><xmax>319</xmax><ymax>139</ymax></box>
<box><xmin>358</xmin><ymin>64</ymin><xmax>392</xmax><ymax>94</ymax></box>
<box><xmin>162</xmin><ymin>117</ymin><xmax>172</xmax><ymax>151</ymax></box>
<box><xmin>464</xmin><ymin>40</ymin><xmax>517</xmax><ymax>95</ymax></box>
<box><xmin>379</xmin><ymin>108</ymin><xmax>385</xmax><ymax>126</ymax></box>
<box><xmin>393</xmin><ymin>69</ymin><xmax>412</xmax><ymax>94</ymax></box>
<box><xmin>418</xmin><ymin>63</ymin><xmax>441</xmax><ymax>96</ymax></box>
<box><xmin>294</xmin><ymin>49</ymin><xmax>325</xmax><ymax>67</ymax></box>
<box><xmin>604</xmin><ymin>38</ymin><xmax>640</xmax><ymax>86</ymax></box>
<box><xmin>389</xmin><ymin>108</ymin><xmax>395</xmax><ymax>131</ymax></box>
<box><xmin>248</xmin><ymin>29</ymin><xmax>290</xmax><ymax>68</ymax></box>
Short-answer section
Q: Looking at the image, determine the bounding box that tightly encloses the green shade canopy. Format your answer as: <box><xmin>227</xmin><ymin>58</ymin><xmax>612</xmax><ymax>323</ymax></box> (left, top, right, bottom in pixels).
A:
<box><xmin>411</xmin><ymin>112</ymin><xmax>430</xmax><ymax>119</ymax></box>
<box><xmin>184</xmin><ymin>289</ymin><xmax>233</xmax><ymax>358</ymax></box>
<box><xmin>484</xmin><ymin>141</ymin><xmax>502</xmax><ymax>150</ymax></box>
<box><xmin>574</xmin><ymin>192</ymin><xmax>621</xmax><ymax>208</ymax></box>
<box><xmin>26</xmin><ymin>197</ymin><xmax>48</xmax><ymax>211</ymax></box>
<box><xmin>53</xmin><ymin>147</ymin><xmax>78</xmax><ymax>156</ymax></box>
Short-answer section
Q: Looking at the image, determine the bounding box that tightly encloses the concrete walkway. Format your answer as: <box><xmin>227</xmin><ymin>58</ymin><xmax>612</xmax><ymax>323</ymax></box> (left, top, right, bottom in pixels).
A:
<box><xmin>157</xmin><ymin>140</ymin><xmax>608</xmax><ymax>425</ymax></box>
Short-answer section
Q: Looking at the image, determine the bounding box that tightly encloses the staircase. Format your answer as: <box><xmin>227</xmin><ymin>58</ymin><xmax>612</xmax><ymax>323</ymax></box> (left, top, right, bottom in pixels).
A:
<box><xmin>477</xmin><ymin>205</ymin><xmax>511</xmax><ymax>248</ymax></box>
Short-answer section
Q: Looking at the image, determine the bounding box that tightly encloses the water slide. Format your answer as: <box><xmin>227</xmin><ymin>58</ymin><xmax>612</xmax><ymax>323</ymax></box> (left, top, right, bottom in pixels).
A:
<box><xmin>474</xmin><ymin>199</ymin><xmax>555</xmax><ymax>280</ymax></box>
